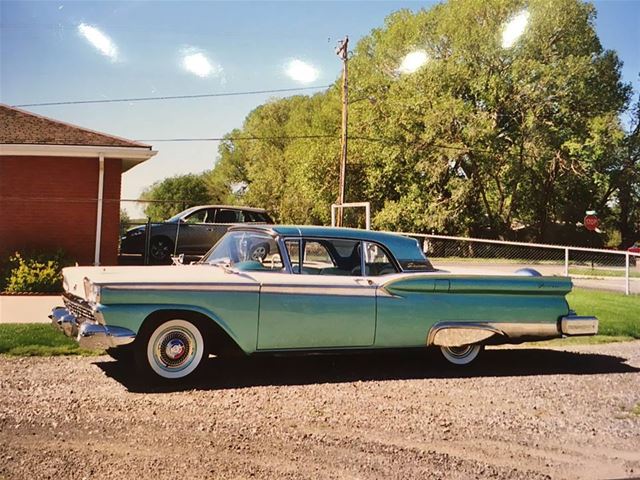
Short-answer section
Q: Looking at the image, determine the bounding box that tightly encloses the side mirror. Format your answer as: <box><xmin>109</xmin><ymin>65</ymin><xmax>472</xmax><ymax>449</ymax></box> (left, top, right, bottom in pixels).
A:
<box><xmin>171</xmin><ymin>254</ymin><xmax>185</xmax><ymax>265</ymax></box>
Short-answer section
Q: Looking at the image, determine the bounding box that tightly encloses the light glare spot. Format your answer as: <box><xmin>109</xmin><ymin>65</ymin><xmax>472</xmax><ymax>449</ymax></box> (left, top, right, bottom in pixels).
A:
<box><xmin>77</xmin><ymin>23</ymin><xmax>118</xmax><ymax>61</ymax></box>
<box><xmin>285</xmin><ymin>59</ymin><xmax>319</xmax><ymax>84</ymax></box>
<box><xmin>502</xmin><ymin>10</ymin><xmax>530</xmax><ymax>48</ymax></box>
<box><xmin>181</xmin><ymin>48</ymin><xmax>222</xmax><ymax>78</ymax></box>
<box><xmin>398</xmin><ymin>50</ymin><xmax>428</xmax><ymax>74</ymax></box>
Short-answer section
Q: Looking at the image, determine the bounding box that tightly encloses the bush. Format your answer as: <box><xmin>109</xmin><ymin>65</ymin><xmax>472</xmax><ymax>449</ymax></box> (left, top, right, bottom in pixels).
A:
<box><xmin>1</xmin><ymin>251</ymin><xmax>69</xmax><ymax>293</ymax></box>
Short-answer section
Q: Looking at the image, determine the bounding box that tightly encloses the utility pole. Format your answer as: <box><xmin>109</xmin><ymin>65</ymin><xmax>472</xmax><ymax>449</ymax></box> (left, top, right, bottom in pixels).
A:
<box><xmin>335</xmin><ymin>36</ymin><xmax>349</xmax><ymax>227</ymax></box>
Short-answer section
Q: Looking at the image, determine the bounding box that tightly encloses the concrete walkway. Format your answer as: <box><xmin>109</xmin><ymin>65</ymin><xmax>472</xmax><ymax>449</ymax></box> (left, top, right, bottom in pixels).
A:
<box><xmin>0</xmin><ymin>295</ymin><xmax>61</xmax><ymax>324</ymax></box>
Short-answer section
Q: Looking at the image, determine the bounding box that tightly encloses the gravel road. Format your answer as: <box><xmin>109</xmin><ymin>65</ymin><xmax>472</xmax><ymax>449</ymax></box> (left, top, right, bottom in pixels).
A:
<box><xmin>1</xmin><ymin>342</ymin><xmax>639</xmax><ymax>480</ymax></box>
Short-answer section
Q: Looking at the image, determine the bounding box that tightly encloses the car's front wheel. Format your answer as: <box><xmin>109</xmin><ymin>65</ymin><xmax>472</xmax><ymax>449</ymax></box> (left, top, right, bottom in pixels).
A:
<box><xmin>440</xmin><ymin>344</ymin><xmax>483</xmax><ymax>365</ymax></box>
<box><xmin>136</xmin><ymin>318</ymin><xmax>207</xmax><ymax>381</ymax></box>
<box><xmin>149</xmin><ymin>236</ymin><xmax>174</xmax><ymax>264</ymax></box>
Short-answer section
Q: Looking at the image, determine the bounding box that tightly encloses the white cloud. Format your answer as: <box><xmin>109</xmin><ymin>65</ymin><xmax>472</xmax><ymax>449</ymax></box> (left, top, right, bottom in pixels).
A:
<box><xmin>502</xmin><ymin>10</ymin><xmax>530</xmax><ymax>49</ymax></box>
<box><xmin>181</xmin><ymin>47</ymin><xmax>223</xmax><ymax>78</ymax></box>
<box><xmin>77</xmin><ymin>23</ymin><xmax>118</xmax><ymax>61</ymax></box>
<box><xmin>397</xmin><ymin>50</ymin><xmax>428</xmax><ymax>74</ymax></box>
<box><xmin>284</xmin><ymin>59</ymin><xmax>319</xmax><ymax>84</ymax></box>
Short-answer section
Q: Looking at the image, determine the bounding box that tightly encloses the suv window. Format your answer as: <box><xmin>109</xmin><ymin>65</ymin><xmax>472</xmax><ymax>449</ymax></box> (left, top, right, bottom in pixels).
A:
<box><xmin>243</xmin><ymin>211</ymin><xmax>269</xmax><ymax>222</ymax></box>
<box><xmin>184</xmin><ymin>208</ymin><xmax>213</xmax><ymax>224</ymax></box>
<box><xmin>215</xmin><ymin>209</ymin><xmax>241</xmax><ymax>223</ymax></box>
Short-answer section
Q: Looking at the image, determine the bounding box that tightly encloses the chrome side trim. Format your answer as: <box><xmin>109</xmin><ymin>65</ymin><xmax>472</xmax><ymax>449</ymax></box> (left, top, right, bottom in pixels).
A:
<box><xmin>260</xmin><ymin>285</ymin><xmax>377</xmax><ymax>297</ymax></box>
<box><xmin>427</xmin><ymin>321</ymin><xmax>561</xmax><ymax>347</ymax></box>
<box><xmin>494</xmin><ymin>322</ymin><xmax>560</xmax><ymax>338</ymax></box>
<box><xmin>103</xmin><ymin>283</ymin><xmax>259</xmax><ymax>293</ymax></box>
<box><xmin>560</xmin><ymin>315</ymin><xmax>598</xmax><ymax>336</ymax></box>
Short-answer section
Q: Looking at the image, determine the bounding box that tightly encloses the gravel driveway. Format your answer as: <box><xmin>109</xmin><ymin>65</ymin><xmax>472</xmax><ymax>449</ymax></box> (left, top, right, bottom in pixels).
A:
<box><xmin>1</xmin><ymin>342</ymin><xmax>639</xmax><ymax>479</ymax></box>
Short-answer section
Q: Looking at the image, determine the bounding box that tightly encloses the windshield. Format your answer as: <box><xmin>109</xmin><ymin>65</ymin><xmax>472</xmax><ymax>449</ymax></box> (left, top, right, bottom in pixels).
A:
<box><xmin>201</xmin><ymin>231</ymin><xmax>283</xmax><ymax>271</ymax></box>
<box><xmin>166</xmin><ymin>207</ymin><xmax>198</xmax><ymax>223</ymax></box>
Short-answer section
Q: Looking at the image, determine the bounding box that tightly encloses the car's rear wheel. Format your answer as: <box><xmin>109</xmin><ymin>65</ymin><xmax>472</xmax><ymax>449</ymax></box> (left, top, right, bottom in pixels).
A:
<box><xmin>440</xmin><ymin>344</ymin><xmax>483</xmax><ymax>365</ymax></box>
<box><xmin>250</xmin><ymin>243</ymin><xmax>269</xmax><ymax>261</ymax></box>
<box><xmin>136</xmin><ymin>318</ymin><xmax>206</xmax><ymax>381</ymax></box>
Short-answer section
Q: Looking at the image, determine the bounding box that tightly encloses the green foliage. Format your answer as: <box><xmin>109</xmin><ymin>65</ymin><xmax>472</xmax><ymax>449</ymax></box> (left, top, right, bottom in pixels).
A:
<box><xmin>140</xmin><ymin>172</ymin><xmax>217</xmax><ymax>221</ymax></box>
<box><xmin>0</xmin><ymin>324</ymin><xmax>102</xmax><ymax>356</ymax></box>
<box><xmin>2</xmin><ymin>251</ymin><xmax>68</xmax><ymax>293</ymax></box>
<box><xmin>207</xmin><ymin>0</ymin><xmax>635</xmax><ymax>244</ymax></box>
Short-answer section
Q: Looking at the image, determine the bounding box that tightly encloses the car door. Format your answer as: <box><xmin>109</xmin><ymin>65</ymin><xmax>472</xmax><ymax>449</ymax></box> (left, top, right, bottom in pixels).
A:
<box><xmin>254</xmin><ymin>237</ymin><xmax>376</xmax><ymax>350</ymax></box>
<box><xmin>172</xmin><ymin>207</ymin><xmax>206</xmax><ymax>254</ymax></box>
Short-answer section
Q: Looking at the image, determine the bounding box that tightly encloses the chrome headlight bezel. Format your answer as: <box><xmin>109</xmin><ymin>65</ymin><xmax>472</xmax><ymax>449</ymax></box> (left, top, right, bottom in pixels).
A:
<box><xmin>83</xmin><ymin>277</ymin><xmax>102</xmax><ymax>304</ymax></box>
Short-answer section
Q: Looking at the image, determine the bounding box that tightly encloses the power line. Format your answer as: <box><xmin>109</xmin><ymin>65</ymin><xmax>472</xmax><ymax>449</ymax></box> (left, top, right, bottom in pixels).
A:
<box><xmin>136</xmin><ymin>134</ymin><xmax>338</xmax><ymax>142</ymax></box>
<box><xmin>12</xmin><ymin>85</ymin><xmax>333</xmax><ymax>107</ymax></box>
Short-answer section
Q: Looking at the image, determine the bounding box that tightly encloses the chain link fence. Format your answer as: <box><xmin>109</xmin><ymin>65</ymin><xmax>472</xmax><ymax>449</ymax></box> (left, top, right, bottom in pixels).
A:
<box><xmin>401</xmin><ymin>233</ymin><xmax>640</xmax><ymax>295</ymax></box>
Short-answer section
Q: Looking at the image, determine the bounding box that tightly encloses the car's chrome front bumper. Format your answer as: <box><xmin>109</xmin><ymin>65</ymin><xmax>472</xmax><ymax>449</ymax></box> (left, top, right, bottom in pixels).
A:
<box><xmin>50</xmin><ymin>306</ymin><xmax>136</xmax><ymax>350</ymax></box>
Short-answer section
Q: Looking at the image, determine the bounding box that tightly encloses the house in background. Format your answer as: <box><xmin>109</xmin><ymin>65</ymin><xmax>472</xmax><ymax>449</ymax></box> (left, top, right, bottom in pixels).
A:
<box><xmin>0</xmin><ymin>104</ymin><xmax>156</xmax><ymax>265</ymax></box>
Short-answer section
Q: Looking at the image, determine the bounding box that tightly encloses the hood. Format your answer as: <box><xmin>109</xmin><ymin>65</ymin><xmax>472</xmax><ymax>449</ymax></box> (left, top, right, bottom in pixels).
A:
<box><xmin>61</xmin><ymin>265</ymin><xmax>256</xmax><ymax>300</ymax></box>
<box><xmin>125</xmin><ymin>225</ymin><xmax>146</xmax><ymax>235</ymax></box>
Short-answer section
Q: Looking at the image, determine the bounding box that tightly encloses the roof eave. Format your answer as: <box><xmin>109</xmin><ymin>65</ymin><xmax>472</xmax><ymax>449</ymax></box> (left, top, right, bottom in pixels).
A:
<box><xmin>0</xmin><ymin>143</ymin><xmax>157</xmax><ymax>172</ymax></box>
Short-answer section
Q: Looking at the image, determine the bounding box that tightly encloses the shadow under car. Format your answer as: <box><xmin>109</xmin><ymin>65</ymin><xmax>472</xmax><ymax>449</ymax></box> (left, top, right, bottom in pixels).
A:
<box><xmin>94</xmin><ymin>346</ymin><xmax>639</xmax><ymax>394</ymax></box>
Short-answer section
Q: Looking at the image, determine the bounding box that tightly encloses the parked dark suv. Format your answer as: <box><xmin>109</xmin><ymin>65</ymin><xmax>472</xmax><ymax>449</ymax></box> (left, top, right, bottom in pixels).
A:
<box><xmin>120</xmin><ymin>205</ymin><xmax>273</xmax><ymax>263</ymax></box>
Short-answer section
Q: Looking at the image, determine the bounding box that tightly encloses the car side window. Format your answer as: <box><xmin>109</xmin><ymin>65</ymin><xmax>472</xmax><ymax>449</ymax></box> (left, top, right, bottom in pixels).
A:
<box><xmin>290</xmin><ymin>238</ymin><xmax>360</xmax><ymax>276</ymax></box>
<box><xmin>216</xmin><ymin>209</ymin><xmax>240</xmax><ymax>223</ymax></box>
<box><xmin>184</xmin><ymin>208</ymin><xmax>209</xmax><ymax>224</ymax></box>
<box><xmin>363</xmin><ymin>241</ymin><xmax>398</xmax><ymax>276</ymax></box>
<box><xmin>243</xmin><ymin>211</ymin><xmax>265</xmax><ymax>222</ymax></box>
<box><xmin>285</xmin><ymin>239</ymin><xmax>301</xmax><ymax>273</ymax></box>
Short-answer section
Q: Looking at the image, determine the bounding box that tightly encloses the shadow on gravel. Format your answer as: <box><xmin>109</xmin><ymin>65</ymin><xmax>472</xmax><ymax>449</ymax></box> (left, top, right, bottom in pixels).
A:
<box><xmin>95</xmin><ymin>347</ymin><xmax>639</xmax><ymax>393</ymax></box>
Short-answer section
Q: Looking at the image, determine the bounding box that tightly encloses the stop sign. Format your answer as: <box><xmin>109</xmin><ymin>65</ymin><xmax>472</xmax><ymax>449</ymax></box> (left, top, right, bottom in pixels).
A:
<box><xmin>584</xmin><ymin>214</ymin><xmax>599</xmax><ymax>231</ymax></box>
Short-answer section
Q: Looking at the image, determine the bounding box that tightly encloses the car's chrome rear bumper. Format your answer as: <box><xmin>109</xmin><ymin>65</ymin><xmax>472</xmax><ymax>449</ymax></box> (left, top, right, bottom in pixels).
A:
<box><xmin>50</xmin><ymin>306</ymin><xmax>136</xmax><ymax>350</ymax></box>
<box><xmin>560</xmin><ymin>315</ymin><xmax>599</xmax><ymax>336</ymax></box>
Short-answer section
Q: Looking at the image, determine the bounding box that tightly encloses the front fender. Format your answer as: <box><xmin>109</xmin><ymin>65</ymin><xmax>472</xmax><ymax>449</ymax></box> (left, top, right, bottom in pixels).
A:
<box><xmin>99</xmin><ymin>303</ymin><xmax>252</xmax><ymax>354</ymax></box>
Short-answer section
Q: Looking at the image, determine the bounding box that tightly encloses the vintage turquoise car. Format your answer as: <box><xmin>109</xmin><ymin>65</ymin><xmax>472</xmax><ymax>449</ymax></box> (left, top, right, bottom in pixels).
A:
<box><xmin>51</xmin><ymin>225</ymin><xmax>598</xmax><ymax>381</ymax></box>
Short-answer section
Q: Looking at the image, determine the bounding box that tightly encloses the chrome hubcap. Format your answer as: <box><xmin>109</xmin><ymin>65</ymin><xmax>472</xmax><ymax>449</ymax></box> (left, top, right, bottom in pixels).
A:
<box><xmin>165</xmin><ymin>338</ymin><xmax>186</xmax><ymax>360</ymax></box>
<box><xmin>446</xmin><ymin>345</ymin><xmax>474</xmax><ymax>358</ymax></box>
<box><xmin>155</xmin><ymin>329</ymin><xmax>195</xmax><ymax>371</ymax></box>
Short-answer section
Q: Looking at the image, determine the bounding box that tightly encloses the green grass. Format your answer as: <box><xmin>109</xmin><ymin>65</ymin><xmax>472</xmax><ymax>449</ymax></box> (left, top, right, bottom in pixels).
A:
<box><xmin>567</xmin><ymin>288</ymin><xmax>640</xmax><ymax>339</ymax></box>
<box><xmin>569</xmin><ymin>267</ymin><xmax>640</xmax><ymax>278</ymax></box>
<box><xmin>0</xmin><ymin>324</ymin><xmax>102</xmax><ymax>356</ymax></box>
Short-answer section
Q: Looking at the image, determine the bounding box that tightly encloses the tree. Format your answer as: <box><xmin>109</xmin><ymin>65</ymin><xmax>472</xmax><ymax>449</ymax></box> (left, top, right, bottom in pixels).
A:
<box><xmin>209</xmin><ymin>0</ymin><xmax>633</xmax><ymax>243</ymax></box>
<box><xmin>140</xmin><ymin>173</ymin><xmax>216</xmax><ymax>221</ymax></box>
<box><xmin>611</xmin><ymin>98</ymin><xmax>640</xmax><ymax>247</ymax></box>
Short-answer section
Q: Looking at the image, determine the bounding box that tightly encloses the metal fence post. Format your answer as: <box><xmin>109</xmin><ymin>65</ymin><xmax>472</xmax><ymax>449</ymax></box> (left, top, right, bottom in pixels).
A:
<box><xmin>625</xmin><ymin>253</ymin><xmax>630</xmax><ymax>296</ymax></box>
<box><xmin>564</xmin><ymin>248</ymin><xmax>569</xmax><ymax>277</ymax></box>
<box><xmin>174</xmin><ymin>220</ymin><xmax>181</xmax><ymax>257</ymax></box>
<box><xmin>143</xmin><ymin>217</ymin><xmax>152</xmax><ymax>265</ymax></box>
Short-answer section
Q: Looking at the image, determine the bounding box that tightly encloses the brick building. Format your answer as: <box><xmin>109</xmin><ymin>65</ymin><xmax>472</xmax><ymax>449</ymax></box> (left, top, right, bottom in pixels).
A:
<box><xmin>0</xmin><ymin>105</ymin><xmax>156</xmax><ymax>265</ymax></box>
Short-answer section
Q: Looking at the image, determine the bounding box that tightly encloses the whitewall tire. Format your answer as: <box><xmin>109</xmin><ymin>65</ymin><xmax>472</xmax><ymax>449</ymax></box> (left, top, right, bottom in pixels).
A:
<box><xmin>440</xmin><ymin>344</ymin><xmax>483</xmax><ymax>366</ymax></box>
<box><xmin>143</xmin><ymin>319</ymin><xmax>205</xmax><ymax>380</ymax></box>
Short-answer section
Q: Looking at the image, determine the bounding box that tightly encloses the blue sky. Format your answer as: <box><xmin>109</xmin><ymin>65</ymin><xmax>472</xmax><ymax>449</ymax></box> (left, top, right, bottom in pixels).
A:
<box><xmin>1</xmin><ymin>0</ymin><xmax>639</xmax><ymax>215</ymax></box>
